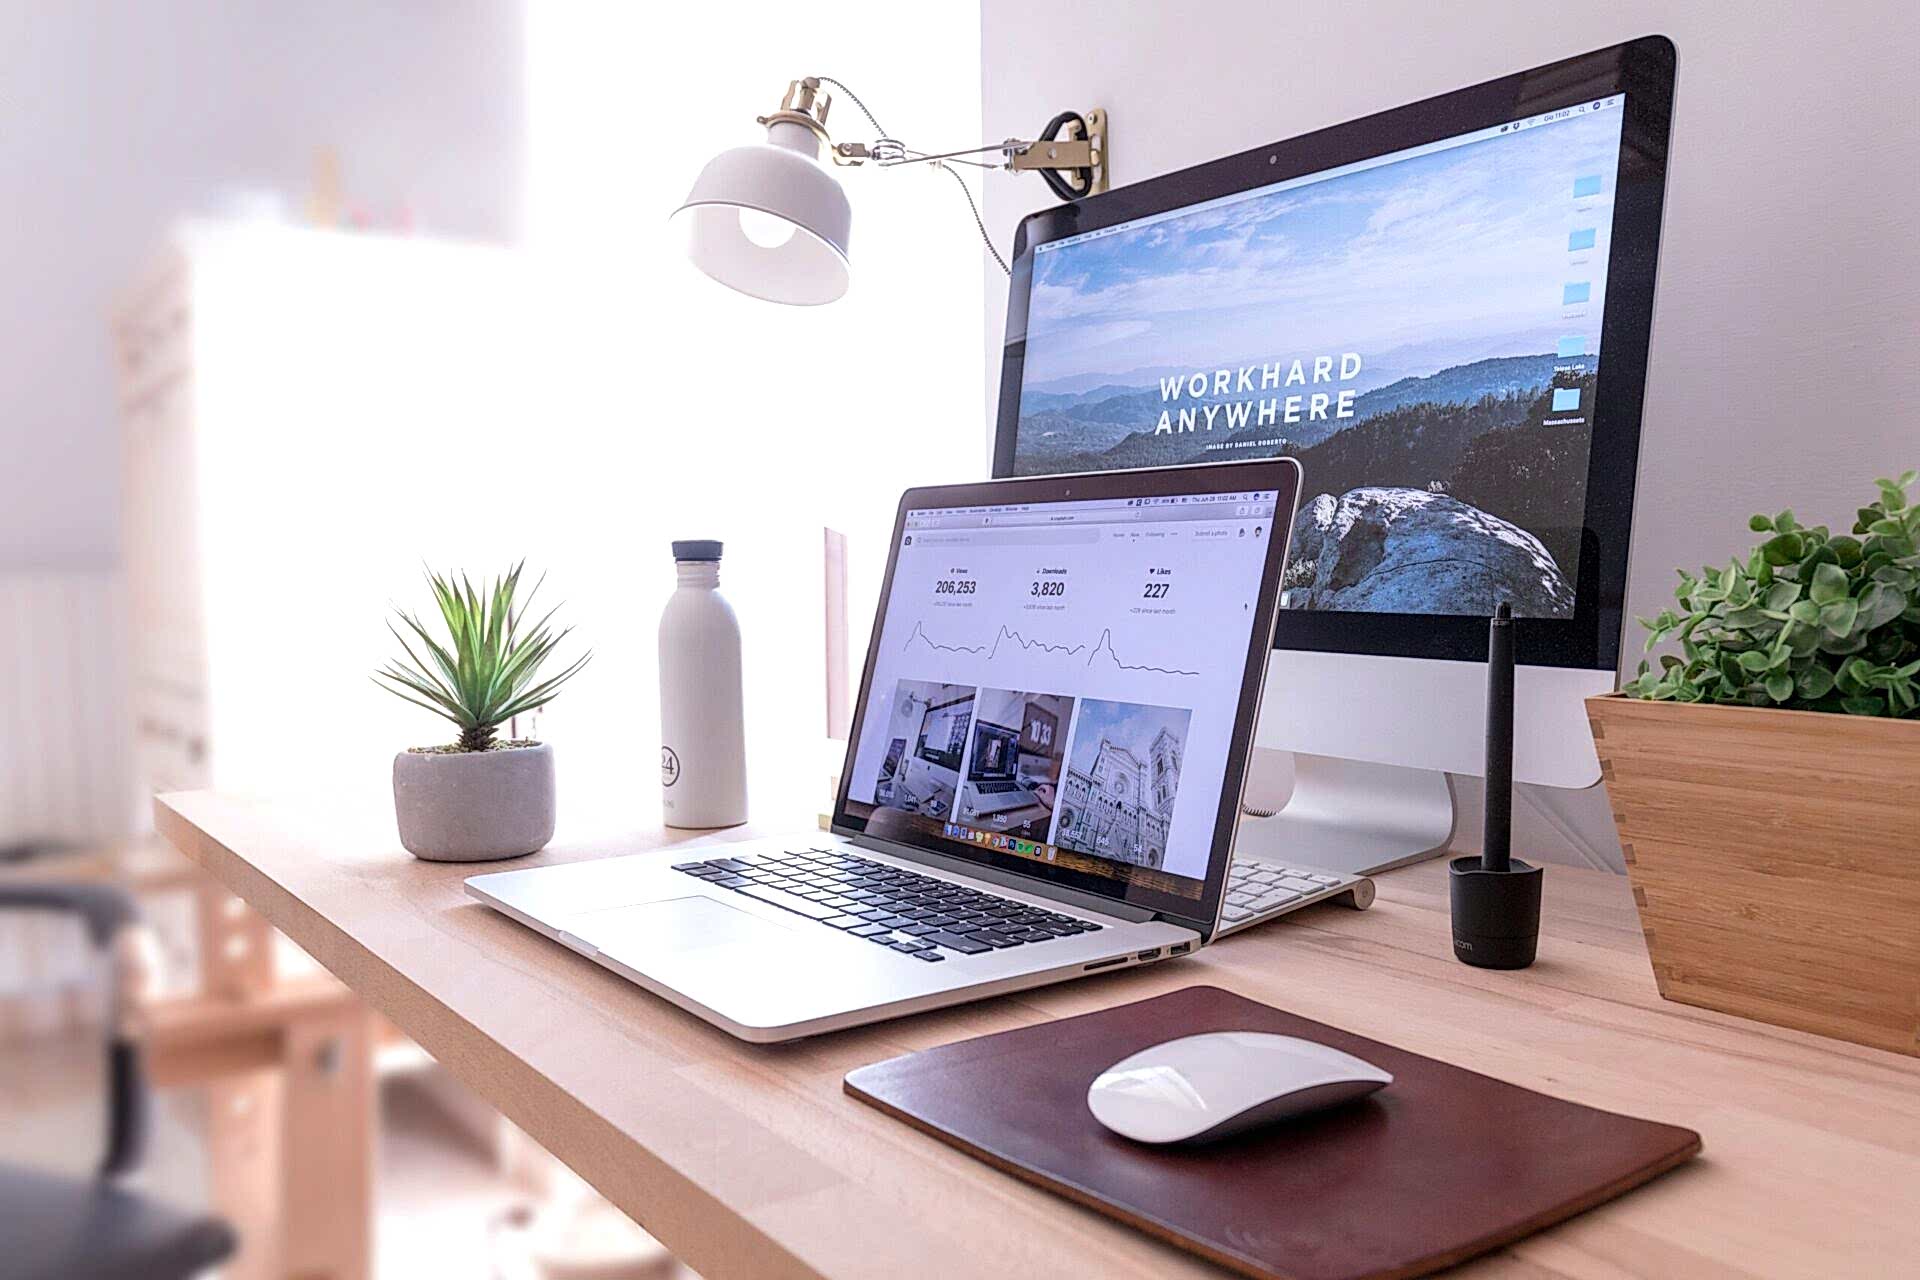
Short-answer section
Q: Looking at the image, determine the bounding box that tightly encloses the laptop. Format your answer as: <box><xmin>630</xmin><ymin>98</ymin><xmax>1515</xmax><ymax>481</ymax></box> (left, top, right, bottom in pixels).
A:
<box><xmin>958</xmin><ymin>719</ymin><xmax>1041</xmax><ymax>817</ymax></box>
<box><xmin>468</xmin><ymin>458</ymin><xmax>1358</xmax><ymax>1043</ymax></box>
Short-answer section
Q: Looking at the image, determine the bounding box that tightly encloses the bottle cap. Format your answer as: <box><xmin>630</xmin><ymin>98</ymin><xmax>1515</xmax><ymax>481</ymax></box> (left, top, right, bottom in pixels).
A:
<box><xmin>671</xmin><ymin>540</ymin><xmax>723</xmax><ymax>562</ymax></box>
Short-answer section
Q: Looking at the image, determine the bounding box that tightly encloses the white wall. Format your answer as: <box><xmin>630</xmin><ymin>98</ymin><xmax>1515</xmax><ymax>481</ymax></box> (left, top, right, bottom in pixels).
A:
<box><xmin>980</xmin><ymin>0</ymin><xmax>1920</xmax><ymax>867</ymax></box>
<box><xmin>0</xmin><ymin>0</ymin><xmax>525</xmax><ymax>573</ymax></box>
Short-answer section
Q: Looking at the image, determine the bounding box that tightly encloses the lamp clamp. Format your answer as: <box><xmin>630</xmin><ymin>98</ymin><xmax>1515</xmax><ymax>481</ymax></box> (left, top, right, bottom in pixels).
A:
<box><xmin>763</xmin><ymin>78</ymin><xmax>1107</xmax><ymax>197</ymax></box>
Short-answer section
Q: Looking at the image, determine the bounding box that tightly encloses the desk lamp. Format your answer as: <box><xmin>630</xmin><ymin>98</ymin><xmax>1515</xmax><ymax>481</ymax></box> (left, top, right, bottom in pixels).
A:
<box><xmin>672</xmin><ymin>76</ymin><xmax>1108</xmax><ymax>304</ymax></box>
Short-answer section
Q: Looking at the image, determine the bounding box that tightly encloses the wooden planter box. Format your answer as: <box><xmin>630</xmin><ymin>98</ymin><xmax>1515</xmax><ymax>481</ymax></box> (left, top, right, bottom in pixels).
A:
<box><xmin>1587</xmin><ymin>693</ymin><xmax>1920</xmax><ymax>1056</ymax></box>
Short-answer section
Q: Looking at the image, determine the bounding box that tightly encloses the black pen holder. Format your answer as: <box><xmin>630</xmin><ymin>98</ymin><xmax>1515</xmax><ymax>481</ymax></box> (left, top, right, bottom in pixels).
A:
<box><xmin>1449</xmin><ymin>856</ymin><xmax>1542</xmax><ymax>970</ymax></box>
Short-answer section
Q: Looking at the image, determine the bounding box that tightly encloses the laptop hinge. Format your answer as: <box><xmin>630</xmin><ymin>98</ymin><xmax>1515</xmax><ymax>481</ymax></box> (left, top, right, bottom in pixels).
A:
<box><xmin>845</xmin><ymin>832</ymin><xmax>1158</xmax><ymax>924</ymax></box>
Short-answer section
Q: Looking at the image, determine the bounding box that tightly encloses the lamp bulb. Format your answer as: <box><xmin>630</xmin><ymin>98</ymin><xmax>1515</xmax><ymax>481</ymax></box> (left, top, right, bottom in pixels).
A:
<box><xmin>737</xmin><ymin>208</ymin><xmax>798</xmax><ymax>249</ymax></box>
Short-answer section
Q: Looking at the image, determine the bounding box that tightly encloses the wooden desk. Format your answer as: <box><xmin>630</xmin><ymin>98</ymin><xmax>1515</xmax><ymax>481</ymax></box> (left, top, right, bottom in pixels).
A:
<box><xmin>156</xmin><ymin>791</ymin><xmax>1920</xmax><ymax>1280</ymax></box>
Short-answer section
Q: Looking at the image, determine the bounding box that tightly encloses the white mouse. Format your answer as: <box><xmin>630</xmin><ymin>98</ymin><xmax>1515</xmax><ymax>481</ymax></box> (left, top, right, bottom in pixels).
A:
<box><xmin>1086</xmin><ymin>1031</ymin><xmax>1393</xmax><ymax>1144</ymax></box>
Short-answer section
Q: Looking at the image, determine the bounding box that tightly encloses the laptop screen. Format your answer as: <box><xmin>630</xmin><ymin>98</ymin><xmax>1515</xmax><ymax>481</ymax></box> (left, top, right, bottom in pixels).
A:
<box><xmin>837</xmin><ymin>472</ymin><xmax>1290</xmax><ymax>915</ymax></box>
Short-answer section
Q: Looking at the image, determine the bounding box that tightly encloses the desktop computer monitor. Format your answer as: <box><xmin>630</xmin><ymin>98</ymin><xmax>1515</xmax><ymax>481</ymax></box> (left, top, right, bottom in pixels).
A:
<box><xmin>991</xmin><ymin>37</ymin><xmax>1676</xmax><ymax>873</ymax></box>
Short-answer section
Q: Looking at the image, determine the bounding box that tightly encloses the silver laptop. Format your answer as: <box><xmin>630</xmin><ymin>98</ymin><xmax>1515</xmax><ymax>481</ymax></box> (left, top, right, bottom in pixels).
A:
<box><xmin>468</xmin><ymin>459</ymin><xmax>1362</xmax><ymax>1043</ymax></box>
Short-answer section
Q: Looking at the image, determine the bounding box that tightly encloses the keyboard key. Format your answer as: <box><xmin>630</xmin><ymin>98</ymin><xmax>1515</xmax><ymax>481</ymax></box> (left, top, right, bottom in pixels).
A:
<box><xmin>671</xmin><ymin>861</ymin><xmax>707</xmax><ymax>871</ymax></box>
<box><xmin>902</xmin><ymin>924</ymin><xmax>940</xmax><ymax>937</ymax></box>
<box><xmin>737</xmin><ymin>885</ymin><xmax>839</xmax><ymax>920</ymax></box>
<box><xmin>708</xmin><ymin>858</ymin><xmax>752</xmax><ymax>871</ymax></box>
<box><xmin>911</xmin><ymin>950</ymin><xmax>946</xmax><ymax>962</ymax></box>
<box><xmin>971</xmin><ymin>931</ymin><xmax>1023</xmax><ymax>949</ymax></box>
<box><xmin>1277</xmin><ymin>876</ymin><xmax>1320</xmax><ymax>893</ymax></box>
<box><xmin>926</xmin><ymin>931</ymin><xmax>991</xmax><ymax>954</ymax></box>
<box><xmin>874</xmin><ymin>915</ymin><xmax>916</xmax><ymax>930</ymax></box>
<box><xmin>849</xmin><ymin>923</ymin><xmax>889</xmax><ymax>938</ymax></box>
<box><xmin>889</xmin><ymin>940</ymin><xmax>931</xmax><ymax>953</ymax></box>
<box><xmin>822</xmin><ymin>915</ymin><xmax>867</xmax><ymax>929</ymax></box>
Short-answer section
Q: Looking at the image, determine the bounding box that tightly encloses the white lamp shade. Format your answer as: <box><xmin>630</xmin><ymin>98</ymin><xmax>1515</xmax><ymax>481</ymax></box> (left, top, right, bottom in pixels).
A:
<box><xmin>672</xmin><ymin>123</ymin><xmax>852</xmax><ymax>305</ymax></box>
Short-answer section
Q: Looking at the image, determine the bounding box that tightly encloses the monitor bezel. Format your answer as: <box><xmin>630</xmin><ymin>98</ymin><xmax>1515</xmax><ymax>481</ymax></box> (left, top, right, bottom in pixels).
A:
<box><xmin>990</xmin><ymin>35</ymin><xmax>1676</xmax><ymax>671</ymax></box>
<box><xmin>830</xmin><ymin>458</ymin><xmax>1303</xmax><ymax>938</ymax></box>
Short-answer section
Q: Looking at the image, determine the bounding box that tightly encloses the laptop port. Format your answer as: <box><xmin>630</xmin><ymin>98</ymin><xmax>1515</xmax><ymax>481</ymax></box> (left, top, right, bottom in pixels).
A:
<box><xmin>1136</xmin><ymin>948</ymin><xmax>1161</xmax><ymax>961</ymax></box>
<box><xmin>1082</xmin><ymin>956</ymin><xmax>1128</xmax><ymax>971</ymax></box>
<box><xmin>1169</xmin><ymin>942</ymin><xmax>1192</xmax><ymax>956</ymax></box>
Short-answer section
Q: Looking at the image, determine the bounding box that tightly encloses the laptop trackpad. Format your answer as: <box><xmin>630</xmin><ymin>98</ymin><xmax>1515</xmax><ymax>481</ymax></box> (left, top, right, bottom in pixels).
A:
<box><xmin>566</xmin><ymin>894</ymin><xmax>795</xmax><ymax>954</ymax></box>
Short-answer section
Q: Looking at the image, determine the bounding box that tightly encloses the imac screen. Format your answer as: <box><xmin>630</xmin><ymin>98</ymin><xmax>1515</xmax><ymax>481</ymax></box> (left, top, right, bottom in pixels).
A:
<box><xmin>1009</xmin><ymin>98</ymin><xmax>1628</xmax><ymax>620</ymax></box>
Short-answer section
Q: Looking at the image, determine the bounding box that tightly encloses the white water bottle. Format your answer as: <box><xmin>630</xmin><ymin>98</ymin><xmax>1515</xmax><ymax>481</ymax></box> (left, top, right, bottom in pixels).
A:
<box><xmin>658</xmin><ymin>540</ymin><xmax>748</xmax><ymax>828</ymax></box>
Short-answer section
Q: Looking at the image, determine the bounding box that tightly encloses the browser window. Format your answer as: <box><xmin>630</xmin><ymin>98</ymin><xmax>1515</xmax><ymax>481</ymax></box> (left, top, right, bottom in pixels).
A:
<box><xmin>841</xmin><ymin>489</ymin><xmax>1279</xmax><ymax>900</ymax></box>
<box><xmin>1008</xmin><ymin>98</ymin><xmax>1628</xmax><ymax>621</ymax></box>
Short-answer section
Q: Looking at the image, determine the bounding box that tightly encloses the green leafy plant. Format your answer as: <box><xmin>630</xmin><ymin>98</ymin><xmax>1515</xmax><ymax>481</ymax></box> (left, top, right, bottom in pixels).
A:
<box><xmin>1625</xmin><ymin>472</ymin><xmax>1920</xmax><ymax>716</ymax></box>
<box><xmin>375</xmin><ymin>563</ymin><xmax>591</xmax><ymax>751</ymax></box>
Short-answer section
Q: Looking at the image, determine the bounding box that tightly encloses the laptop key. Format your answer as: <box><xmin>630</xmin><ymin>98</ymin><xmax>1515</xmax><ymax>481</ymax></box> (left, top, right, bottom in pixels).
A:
<box><xmin>971</xmin><ymin>931</ymin><xmax>1023</xmax><ymax>948</ymax></box>
<box><xmin>849</xmin><ymin>923</ymin><xmax>889</xmax><ymax>938</ymax></box>
<box><xmin>822</xmin><ymin>915</ymin><xmax>867</xmax><ymax>929</ymax></box>
<box><xmin>889</xmin><ymin>940</ymin><xmax>931</xmax><ymax>953</ymax></box>
<box><xmin>911</xmin><ymin>950</ymin><xmax>945</xmax><ymax>962</ymax></box>
<box><xmin>902</xmin><ymin>924</ymin><xmax>940</xmax><ymax>937</ymax></box>
<box><xmin>924</xmin><ymin>931</ymin><xmax>991</xmax><ymax>954</ymax></box>
<box><xmin>736</xmin><ymin>885</ymin><xmax>839</xmax><ymax>921</ymax></box>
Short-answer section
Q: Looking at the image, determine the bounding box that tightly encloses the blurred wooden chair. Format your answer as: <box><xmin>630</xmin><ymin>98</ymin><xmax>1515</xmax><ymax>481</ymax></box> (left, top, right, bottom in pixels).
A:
<box><xmin>0</xmin><ymin>880</ymin><xmax>237</xmax><ymax>1280</ymax></box>
<box><xmin>2</xmin><ymin>839</ymin><xmax>377</xmax><ymax>1280</ymax></box>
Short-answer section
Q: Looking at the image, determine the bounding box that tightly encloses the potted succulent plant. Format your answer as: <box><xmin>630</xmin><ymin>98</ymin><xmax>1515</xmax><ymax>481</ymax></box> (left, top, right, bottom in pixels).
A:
<box><xmin>375</xmin><ymin>563</ymin><xmax>590</xmax><ymax>862</ymax></box>
<box><xmin>1587</xmin><ymin>472</ymin><xmax>1920</xmax><ymax>1055</ymax></box>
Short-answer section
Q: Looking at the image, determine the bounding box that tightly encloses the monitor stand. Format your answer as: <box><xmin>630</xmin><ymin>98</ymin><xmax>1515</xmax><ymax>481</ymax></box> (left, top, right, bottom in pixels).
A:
<box><xmin>1232</xmin><ymin>752</ymin><xmax>1458</xmax><ymax>878</ymax></box>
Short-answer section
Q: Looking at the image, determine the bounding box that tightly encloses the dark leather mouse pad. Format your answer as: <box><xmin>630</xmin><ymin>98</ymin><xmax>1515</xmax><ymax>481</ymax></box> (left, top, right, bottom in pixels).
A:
<box><xmin>845</xmin><ymin>985</ymin><xmax>1700</xmax><ymax>1280</ymax></box>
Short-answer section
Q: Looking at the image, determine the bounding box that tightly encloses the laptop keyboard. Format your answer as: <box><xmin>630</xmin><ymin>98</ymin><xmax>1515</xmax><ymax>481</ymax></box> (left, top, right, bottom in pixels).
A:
<box><xmin>672</xmin><ymin>847</ymin><xmax>1102</xmax><ymax>962</ymax></box>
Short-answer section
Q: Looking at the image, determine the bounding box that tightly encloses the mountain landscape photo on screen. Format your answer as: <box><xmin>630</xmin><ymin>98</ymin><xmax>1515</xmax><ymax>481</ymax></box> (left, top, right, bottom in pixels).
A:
<box><xmin>1012</xmin><ymin>104</ymin><xmax>1627</xmax><ymax>618</ymax></box>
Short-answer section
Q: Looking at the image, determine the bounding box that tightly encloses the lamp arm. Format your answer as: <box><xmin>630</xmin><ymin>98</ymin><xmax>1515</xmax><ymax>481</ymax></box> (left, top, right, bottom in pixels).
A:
<box><xmin>798</xmin><ymin>77</ymin><xmax>1105</xmax><ymax>276</ymax></box>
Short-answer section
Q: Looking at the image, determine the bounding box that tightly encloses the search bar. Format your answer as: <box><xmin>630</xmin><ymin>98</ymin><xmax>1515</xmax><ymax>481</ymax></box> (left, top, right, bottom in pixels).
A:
<box><xmin>910</xmin><ymin>527</ymin><xmax>1103</xmax><ymax>548</ymax></box>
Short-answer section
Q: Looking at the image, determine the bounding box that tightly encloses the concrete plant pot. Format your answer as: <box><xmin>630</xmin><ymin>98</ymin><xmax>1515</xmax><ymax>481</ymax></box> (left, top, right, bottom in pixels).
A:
<box><xmin>392</xmin><ymin>742</ymin><xmax>555</xmax><ymax>862</ymax></box>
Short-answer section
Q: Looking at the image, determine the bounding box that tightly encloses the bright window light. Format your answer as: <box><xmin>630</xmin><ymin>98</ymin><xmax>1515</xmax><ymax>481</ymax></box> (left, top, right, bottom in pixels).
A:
<box><xmin>187</xmin><ymin>3</ymin><xmax>986</xmax><ymax>836</ymax></box>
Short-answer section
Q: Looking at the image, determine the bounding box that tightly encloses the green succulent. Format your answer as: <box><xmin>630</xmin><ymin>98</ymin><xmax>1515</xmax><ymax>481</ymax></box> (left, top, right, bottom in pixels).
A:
<box><xmin>1625</xmin><ymin>472</ymin><xmax>1920</xmax><ymax>716</ymax></box>
<box><xmin>375</xmin><ymin>562</ymin><xmax>591</xmax><ymax>751</ymax></box>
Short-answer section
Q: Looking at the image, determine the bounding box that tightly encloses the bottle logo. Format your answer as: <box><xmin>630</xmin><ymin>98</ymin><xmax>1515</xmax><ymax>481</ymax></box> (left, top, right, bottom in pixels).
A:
<box><xmin>660</xmin><ymin>746</ymin><xmax>681</xmax><ymax>787</ymax></box>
